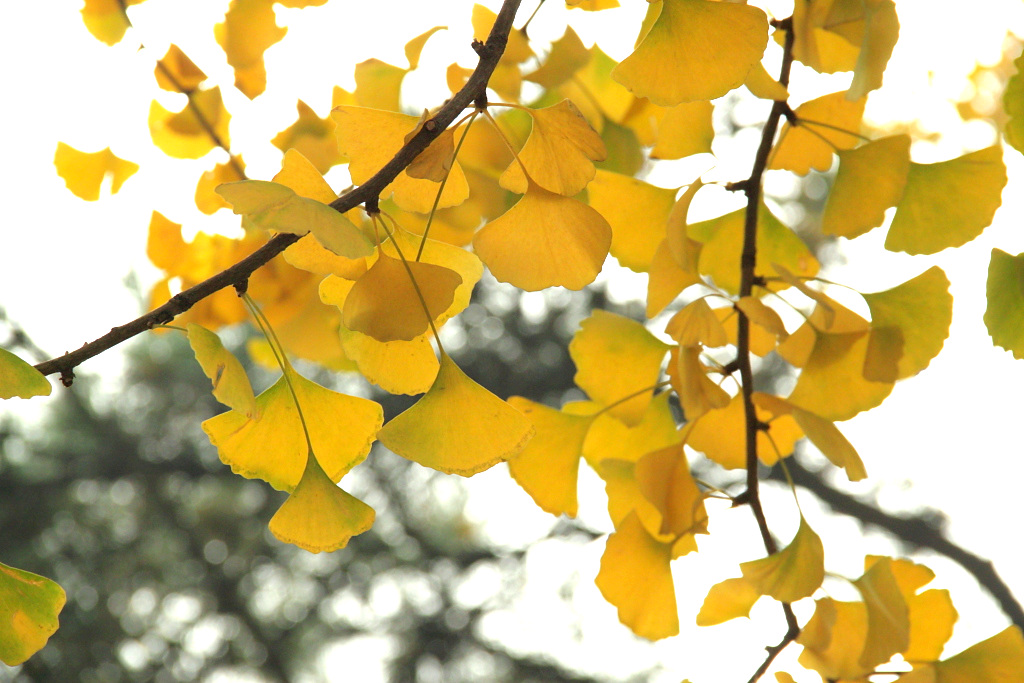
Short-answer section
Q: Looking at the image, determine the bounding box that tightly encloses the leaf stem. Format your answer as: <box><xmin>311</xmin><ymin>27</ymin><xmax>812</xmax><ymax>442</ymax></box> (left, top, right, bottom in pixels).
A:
<box><xmin>417</xmin><ymin>110</ymin><xmax>479</xmax><ymax>260</ymax></box>
<box><xmin>482</xmin><ymin>107</ymin><xmax>534</xmax><ymax>183</ymax></box>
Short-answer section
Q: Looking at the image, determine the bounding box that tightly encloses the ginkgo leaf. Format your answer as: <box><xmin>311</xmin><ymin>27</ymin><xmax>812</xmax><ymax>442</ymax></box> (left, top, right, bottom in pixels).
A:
<box><xmin>356</xmin><ymin>58</ymin><xmax>409</xmax><ymax>113</ymax></box>
<box><xmin>53</xmin><ymin>143</ymin><xmax>138</xmax><ymax>201</ymax></box>
<box><xmin>753</xmin><ymin>393</ymin><xmax>867</xmax><ymax>481</ymax></box>
<box><xmin>562</xmin><ymin>45</ymin><xmax>634</xmax><ymax>125</ymax></box>
<box><xmin>525</xmin><ymin>26</ymin><xmax>589</xmax><ymax>89</ymax></box>
<box><xmin>500</xmin><ymin>100</ymin><xmax>606</xmax><ymax>196</ymax></box>
<box><xmin>646</xmin><ymin>240</ymin><xmax>701</xmax><ymax>318</ymax></box>
<box><xmin>770</xmin><ymin>92</ymin><xmax>866</xmax><ymax>175</ymax></box>
<box><xmin>570</xmin><ymin>310</ymin><xmax>672</xmax><ymax>426</ymax></box>
<box><xmin>268</xmin><ymin>450</ymin><xmax>374</xmax><ymax>553</ymax></box>
<box><xmin>506</xmin><ymin>397</ymin><xmax>595</xmax><ymax>517</ymax></box>
<box><xmin>146</xmin><ymin>212</ymin><xmax>188</xmax><ymax>272</ymax></box>
<box><xmin>904</xmin><ymin>589</ymin><xmax>957</xmax><ymax>662</ymax></box>
<box><xmin>650</xmin><ymin>101</ymin><xmax>714</xmax><ymax>160</ymax></box>
<box><xmin>332</xmin><ymin>106</ymin><xmax>469</xmax><ymax>213</ymax></box>
<box><xmin>338</xmin><ymin>324</ymin><xmax>439</xmax><ymax>395</ymax></box>
<box><xmin>214</xmin><ymin>0</ymin><xmax>286</xmax><ymax>98</ymax></box>
<box><xmin>688</xmin><ymin>205</ymin><xmax>819</xmax><ymax>295</ymax></box>
<box><xmin>696</xmin><ymin>577</ymin><xmax>761</xmax><ymax>626</ymax></box>
<box><xmin>155</xmin><ymin>44</ymin><xmax>207</xmax><ymax>92</ymax></box>
<box><xmin>149</xmin><ymin>87</ymin><xmax>230</xmax><ymax>159</ymax></box>
<box><xmin>612</xmin><ymin>0</ymin><xmax>768</xmax><ymax>106</ymax></box>
<box><xmin>186</xmin><ymin>323</ymin><xmax>256</xmax><ymax>417</ymax></box>
<box><xmin>0</xmin><ymin>348</ymin><xmax>51</xmax><ymax>399</ymax></box>
<box><xmin>377</xmin><ymin>353</ymin><xmax>534</xmax><ymax>476</ymax></box>
<box><xmin>595</xmin><ymin>511</ymin><xmax>678</xmax><ymax>640</ymax></box>
<box><xmin>195</xmin><ymin>157</ymin><xmax>246</xmax><ymax>214</ymax></box>
<box><xmin>216</xmin><ymin>180</ymin><xmax>374</xmax><ymax>258</ymax></box>
<box><xmin>885</xmin><ymin>146</ymin><xmax>1007</xmax><ymax>255</ymax></box>
<box><xmin>931</xmin><ymin>627</ymin><xmax>1024</xmax><ymax>682</ymax></box>
<box><xmin>581</xmin><ymin>393</ymin><xmax>679</xmax><ymax>468</ymax></box>
<box><xmin>587</xmin><ymin>170</ymin><xmax>678</xmax><ymax>272</ymax></box>
<box><xmin>863</xmin><ymin>266</ymin><xmax>952</xmax><ymax>380</ymax></box>
<box><xmin>202</xmin><ymin>367</ymin><xmax>382</xmax><ymax>491</ymax></box>
<box><xmin>634</xmin><ymin>444</ymin><xmax>705</xmax><ymax>537</ymax></box>
<box><xmin>80</xmin><ymin>0</ymin><xmax>144</xmax><ymax>45</ymax></box>
<box><xmin>272</xmin><ymin>100</ymin><xmax>343</xmax><ymax>174</ymax></box>
<box><xmin>735</xmin><ymin>297</ymin><xmax>788</xmax><ymax>340</ymax></box>
<box><xmin>343</xmin><ymin>251</ymin><xmax>462</xmax><ymax>342</ymax></box>
<box><xmin>798</xmin><ymin>598</ymin><xmax>873</xmax><ymax>681</ymax></box>
<box><xmin>1004</xmin><ymin>51</ymin><xmax>1024</xmax><ymax>154</ymax></box>
<box><xmin>404</xmin><ymin>122</ymin><xmax>455</xmax><ymax>182</ymax></box>
<box><xmin>672</xmin><ymin>346</ymin><xmax>730</xmax><ymax>421</ymax></box>
<box><xmin>854</xmin><ymin>557</ymin><xmax>910</xmax><ymax>669</ymax></box>
<box><xmin>567</xmin><ymin>0</ymin><xmax>619</xmax><ymax>9</ymax></box>
<box><xmin>740</xmin><ymin>516</ymin><xmax>825</xmax><ymax>602</ymax></box>
<box><xmin>822</xmin><ymin>135</ymin><xmax>911</xmax><ymax>239</ymax></box>
<box><xmin>472</xmin><ymin>180</ymin><xmax>611</xmax><ymax>291</ymax></box>
<box><xmin>0</xmin><ymin>562</ymin><xmax>65</xmax><ymax>666</ymax></box>
<box><xmin>272</xmin><ymin>148</ymin><xmax>340</xmax><ymax>204</ymax></box>
<box><xmin>985</xmin><ymin>249</ymin><xmax>1024</xmax><ymax>359</ymax></box>
<box><xmin>745</xmin><ymin>62</ymin><xmax>789</xmax><ymax>101</ymax></box>
<box><xmin>717</xmin><ymin>304</ymin><xmax>780</xmax><ymax>357</ymax></box>
<box><xmin>666</xmin><ymin>298</ymin><xmax>728</xmax><ymax>348</ymax></box>
<box><xmin>688</xmin><ymin>394</ymin><xmax>802</xmax><ymax>469</ymax></box>
<box><xmin>404</xmin><ymin>26</ymin><xmax>446</xmax><ymax>71</ymax></box>
<box><xmin>665</xmin><ymin>180</ymin><xmax>703</xmax><ymax>270</ymax></box>
<box><xmin>847</xmin><ymin>0</ymin><xmax>899</xmax><ymax>100</ymax></box>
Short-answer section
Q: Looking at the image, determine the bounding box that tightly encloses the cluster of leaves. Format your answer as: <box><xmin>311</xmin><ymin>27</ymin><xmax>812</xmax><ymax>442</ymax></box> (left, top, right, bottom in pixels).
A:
<box><xmin>4</xmin><ymin>0</ymin><xmax>1024</xmax><ymax>679</ymax></box>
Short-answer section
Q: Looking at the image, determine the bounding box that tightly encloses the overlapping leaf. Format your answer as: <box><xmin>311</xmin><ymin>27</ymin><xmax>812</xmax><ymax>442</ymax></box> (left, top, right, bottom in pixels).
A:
<box><xmin>587</xmin><ymin>170</ymin><xmax>678</xmax><ymax>272</ymax></box>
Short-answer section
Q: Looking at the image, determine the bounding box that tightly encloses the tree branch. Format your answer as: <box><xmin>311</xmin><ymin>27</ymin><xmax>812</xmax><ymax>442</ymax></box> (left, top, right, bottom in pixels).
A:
<box><xmin>34</xmin><ymin>0</ymin><xmax>524</xmax><ymax>381</ymax></box>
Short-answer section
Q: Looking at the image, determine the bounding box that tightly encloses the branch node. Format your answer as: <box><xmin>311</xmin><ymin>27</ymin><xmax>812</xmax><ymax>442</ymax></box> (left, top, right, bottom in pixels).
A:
<box><xmin>781</xmin><ymin>102</ymin><xmax>797</xmax><ymax>125</ymax></box>
<box><xmin>364</xmin><ymin>196</ymin><xmax>380</xmax><ymax>215</ymax></box>
<box><xmin>752</xmin><ymin>275</ymin><xmax>768</xmax><ymax>288</ymax></box>
<box><xmin>471</xmin><ymin>39</ymin><xmax>487</xmax><ymax>57</ymax></box>
<box><xmin>726</xmin><ymin>179</ymin><xmax>751</xmax><ymax>193</ymax></box>
<box><xmin>722</xmin><ymin>358</ymin><xmax>741</xmax><ymax>375</ymax></box>
<box><xmin>733</xmin><ymin>489</ymin><xmax>753</xmax><ymax>507</ymax></box>
<box><xmin>59</xmin><ymin>367</ymin><xmax>75</xmax><ymax>388</ymax></box>
<box><xmin>233</xmin><ymin>279</ymin><xmax>249</xmax><ymax>297</ymax></box>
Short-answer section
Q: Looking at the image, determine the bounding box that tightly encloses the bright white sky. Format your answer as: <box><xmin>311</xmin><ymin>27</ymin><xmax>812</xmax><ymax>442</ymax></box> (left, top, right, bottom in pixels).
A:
<box><xmin>2</xmin><ymin>1</ymin><xmax>1024</xmax><ymax>681</ymax></box>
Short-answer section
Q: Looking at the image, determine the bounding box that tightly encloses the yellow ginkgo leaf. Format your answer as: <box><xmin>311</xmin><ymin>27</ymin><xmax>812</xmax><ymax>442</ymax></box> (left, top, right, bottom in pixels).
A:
<box><xmin>0</xmin><ymin>348</ymin><xmax>51</xmax><ymax>400</ymax></box>
<box><xmin>769</xmin><ymin>92</ymin><xmax>866</xmax><ymax>175</ymax></box>
<box><xmin>735</xmin><ymin>297</ymin><xmax>788</xmax><ymax>340</ymax></box>
<box><xmin>752</xmin><ymin>393</ymin><xmax>866</xmax><ymax>481</ymax></box>
<box><xmin>740</xmin><ymin>516</ymin><xmax>825</xmax><ymax>603</ymax></box>
<box><xmin>195</xmin><ymin>157</ymin><xmax>246</xmax><ymax>215</ymax></box>
<box><xmin>214</xmin><ymin>0</ymin><xmax>286</xmax><ymax>99</ymax></box>
<box><xmin>149</xmin><ymin>87</ymin><xmax>230</xmax><ymax>159</ymax></box>
<box><xmin>155</xmin><ymin>44</ymin><xmax>207</xmax><ymax>92</ymax></box>
<box><xmin>0</xmin><ymin>562</ymin><xmax>65</xmax><ymax>666</ymax></box>
<box><xmin>650</xmin><ymin>101</ymin><xmax>714</xmax><ymax>160</ymax></box>
<box><xmin>672</xmin><ymin>346</ymin><xmax>730</xmax><ymax>422</ymax></box>
<box><xmin>272</xmin><ymin>100</ymin><xmax>343</xmax><ymax>174</ymax></box>
<box><xmin>216</xmin><ymin>180</ymin><xmax>374</xmax><ymax>258</ymax></box>
<box><xmin>561</xmin><ymin>45</ymin><xmax>634</xmax><ymax>126</ymax></box>
<box><xmin>506</xmin><ymin>397</ymin><xmax>596</xmax><ymax>517</ymax></box>
<box><xmin>80</xmin><ymin>0</ymin><xmax>144</xmax><ymax>46</ymax></box>
<box><xmin>354</xmin><ymin>58</ymin><xmax>407</xmax><ymax>112</ymax></box>
<box><xmin>524</xmin><ymin>26</ymin><xmax>589</xmax><ymax>89</ymax></box>
<box><xmin>581</xmin><ymin>393</ymin><xmax>679</xmax><ymax>468</ymax></box>
<box><xmin>716</xmin><ymin>305</ymin><xmax>779</xmax><ymax>357</ymax></box>
<box><xmin>847</xmin><ymin>0</ymin><xmax>899</xmax><ymax>100</ymax></box>
<box><xmin>570</xmin><ymin>310</ymin><xmax>672</xmax><ymax>426</ymax></box>
<box><xmin>332</xmin><ymin>106</ymin><xmax>469</xmax><ymax>213</ymax></box>
<box><xmin>646</xmin><ymin>240</ymin><xmax>701</xmax><ymax>318</ymax></box>
<box><xmin>595</xmin><ymin>511</ymin><xmax>679</xmax><ymax>640</ymax></box>
<box><xmin>377</xmin><ymin>353</ymin><xmax>534</xmax><ymax>476</ymax></box>
<box><xmin>885</xmin><ymin>146</ymin><xmax>1007</xmax><ymax>255</ymax></box>
<box><xmin>635</xmin><ymin>444</ymin><xmax>705</xmax><ymax>537</ymax></box>
<box><xmin>500</xmin><ymin>99</ymin><xmax>607</xmax><ymax>196</ymax></box>
<box><xmin>689</xmin><ymin>394</ymin><xmax>802</xmax><ymax>469</ymax></box>
<box><xmin>53</xmin><ymin>143</ymin><xmax>138</xmax><ymax>201</ymax></box>
<box><xmin>744</xmin><ymin>62</ymin><xmax>789</xmax><ymax>101</ymax></box>
<box><xmin>612</xmin><ymin>0</ymin><xmax>768</xmax><ymax>106</ymax></box>
<box><xmin>853</xmin><ymin>557</ymin><xmax>910</xmax><ymax>669</ymax></box>
<box><xmin>268</xmin><ymin>450</ymin><xmax>375</xmax><ymax>553</ymax></box>
<box><xmin>473</xmin><ymin>180</ymin><xmax>611</xmax><ymax>291</ymax></box>
<box><xmin>822</xmin><ymin>135</ymin><xmax>911</xmax><ymax>239</ymax></box>
<box><xmin>339</xmin><ymin>324</ymin><xmax>439</xmax><ymax>395</ymax></box>
<box><xmin>798</xmin><ymin>598</ymin><xmax>872</xmax><ymax>680</ymax></box>
<box><xmin>186</xmin><ymin>323</ymin><xmax>256</xmax><ymax>418</ymax></box>
<box><xmin>202</xmin><ymin>367</ymin><xmax>383</xmax><ymax>491</ymax></box>
<box><xmin>472</xmin><ymin>4</ymin><xmax>532</xmax><ymax>64</ymax></box>
<box><xmin>932</xmin><ymin>627</ymin><xmax>1024</xmax><ymax>682</ymax></box>
<box><xmin>587</xmin><ymin>170</ymin><xmax>678</xmax><ymax>272</ymax></box>
<box><xmin>696</xmin><ymin>577</ymin><xmax>761</xmax><ymax>626</ymax></box>
<box><xmin>343</xmin><ymin>251</ymin><xmax>462</xmax><ymax>342</ymax></box>
<box><xmin>405</xmin><ymin>26</ymin><xmax>446</xmax><ymax>71</ymax></box>
<box><xmin>405</xmin><ymin>123</ymin><xmax>455</xmax><ymax>182</ymax></box>
<box><xmin>666</xmin><ymin>298</ymin><xmax>728</xmax><ymax>348</ymax></box>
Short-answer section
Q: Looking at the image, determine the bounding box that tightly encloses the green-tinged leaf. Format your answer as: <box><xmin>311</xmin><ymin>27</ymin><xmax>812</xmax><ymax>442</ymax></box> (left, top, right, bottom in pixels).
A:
<box><xmin>933</xmin><ymin>626</ymin><xmax>1024</xmax><ymax>682</ymax></box>
<box><xmin>822</xmin><ymin>135</ymin><xmax>910</xmax><ymax>239</ymax></box>
<box><xmin>587</xmin><ymin>170</ymin><xmax>678</xmax><ymax>272</ymax></box>
<box><xmin>1005</xmin><ymin>49</ymin><xmax>1024</xmax><ymax>154</ymax></box>
<box><xmin>985</xmin><ymin>249</ymin><xmax>1024</xmax><ymax>359</ymax></box>
<box><xmin>0</xmin><ymin>349</ymin><xmax>51</xmax><ymax>400</ymax></box>
<box><xmin>186</xmin><ymin>323</ymin><xmax>256</xmax><ymax>417</ymax></box>
<box><xmin>216</xmin><ymin>180</ymin><xmax>374</xmax><ymax>258</ymax></box>
<box><xmin>0</xmin><ymin>562</ymin><xmax>65</xmax><ymax>665</ymax></box>
<box><xmin>740</xmin><ymin>516</ymin><xmax>824</xmax><ymax>602</ymax></box>
<box><xmin>847</xmin><ymin>0</ymin><xmax>899</xmax><ymax>100</ymax></box>
<box><xmin>885</xmin><ymin>146</ymin><xmax>1007</xmax><ymax>255</ymax></box>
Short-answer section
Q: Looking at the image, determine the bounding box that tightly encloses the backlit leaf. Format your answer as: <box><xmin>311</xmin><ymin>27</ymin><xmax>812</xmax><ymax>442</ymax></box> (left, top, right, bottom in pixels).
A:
<box><xmin>473</xmin><ymin>180</ymin><xmax>611</xmax><ymax>291</ymax></box>
<box><xmin>798</xmin><ymin>598</ymin><xmax>872</xmax><ymax>680</ymax></box>
<box><xmin>854</xmin><ymin>557</ymin><xmax>910</xmax><ymax>669</ymax></box>
<box><xmin>595</xmin><ymin>511</ymin><xmax>678</xmax><ymax>640</ymax></box>
<box><xmin>985</xmin><ymin>249</ymin><xmax>1024</xmax><ymax>359</ymax></box>
<box><xmin>53</xmin><ymin>143</ymin><xmax>138</xmax><ymax>201</ymax></box>
<box><xmin>697</xmin><ymin>577</ymin><xmax>761</xmax><ymax>626</ymax></box>
<box><xmin>80</xmin><ymin>0</ymin><xmax>144</xmax><ymax>45</ymax></box>
<box><xmin>1004</xmin><ymin>50</ymin><xmax>1024</xmax><ymax>154</ymax></box>
<box><xmin>214</xmin><ymin>0</ymin><xmax>285</xmax><ymax>98</ymax></box>
<box><xmin>612</xmin><ymin>0</ymin><xmax>768</xmax><ymax>106</ymax></box>
<box><xmin>689</xmin><ymin>394</ymin><xmax>802</xmax><ymax>469</ymax></box>
<box><xmin>272</xmin><ymin>100</ymin><xmax>343</xmax><ymax>174</ymax></box>
<box><xmin>0</xmin><ymin>562</ymin><xmax>65</xmax><ymax>666</ymax></box>
<box><xmin>581</xmin><ymin>392</ymin><xmax>679</xmax><ymax>467</ymax></box>
<box><xmin>741</xmin><ymin>516</ymin><xmax>825</xmax><ymax>602</ymax></box>
<box><xmin>500</xmin><ymin>100</ymin><xmax>606</xmax><ymax>196</ymax></box>
<box><xmin>672</xmin><ymin>346</ymin><xmax>730</xmax><ymax>421</ymax></box>
<box><xmin>588</xmin><ymin>170</ymin><xmax>678</xmax><ymax>272</ymax></box>
<box><xmin>666</xmin><ymin>298</ymin><xmax>728</xmax><ymax>348</ymax></box>
<box><xmin>377</xmin><ymin>353</ymin><xmax>534</xmax><ymax>476</ymax></box>
<box><xmin>932</xmin><ymin>626</ymin><xmax>1024</xmax><ymax>682</ymax></box>
<box><xmin>148</xmin><ymin>87</ymin><xmax>230</xmax><ymax>159</ymax></box>
<box><xmin>202</xmin><ymin>367</ymin><xmax>382</xmax><ymax>491</ymax></box>
<box><xmin>646</xmin><ymin>240</ymin><xmax>701</xmax><ymax>318</ymax></box>
<box><xmin>195</xmin><ymin>157</ymin><xmax>246</xmax><ymax>214</ymax></box>
<box><xmin>635</xmin><ymin>444</ymin><xmax>705</xmax><ymax>537</ymax></box>
<box><xmin>770</xmin><ymin>92</ymin><xmax>866</xmax><ymax>175</ymax></box>
<box><xmin>186</xmin><ymin>323</ymin><xmax>256</xmax><ymax>418</ymax></box>
<box><xmin>0</xmin><ymin>348</ymin><xmax>51</xmax><ymax>400</ymax></box>
<box><xmin>268</xmin><ymin>450</ymin><xmax>374</xmax><ymax>553</ymax></box>
<box><xmin>506</xmin><ymin>397</ymin><xmax>595</xmax><ymax>517</ymax></box>
<box><xmin>525</xmin><ymin>26</ymin><xmax>589</xmax><ymax>89</ymax></box>
<box><xmin>744</xmin><ymin>62</ymin><xmax>789</xmax><ymax>101</ymax></box>
<box><xmin>847</xmin><ymin>0</ymin><xmax>899</xmax><ymax>100</ymax></box>
<box><xmin>822</xmin><ymin>135</ymin><xmax>910</xmax><ymax>239</ymax></box>
<box><xmin>570</xmin><ymin>310</ymin><xmax>671</xmax><ymax>426</ymax></box>
<box><xmin>886</xmin><ymin>146</ymin><xmax>1006</xmax><ymax>255</ymax></box>
<box><xmin>354</xmin><ymin>58</ymin><xmax>407</xmax><ymax>112</ymax></box>
<box><xmin>155</xmin><ymin>44</ymin><xmax>206</xmax><ymax>92</ymax></box>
